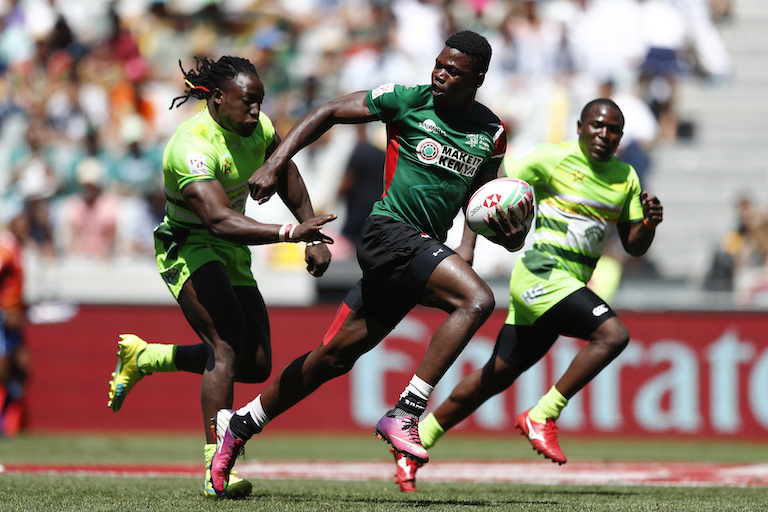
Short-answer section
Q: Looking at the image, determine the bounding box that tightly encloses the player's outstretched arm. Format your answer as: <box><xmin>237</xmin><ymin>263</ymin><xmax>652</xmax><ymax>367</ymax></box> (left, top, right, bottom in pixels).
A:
<box><xmin>182</xmin><ymin>179</ymin><xmax>335</xmax><ymax>246</ymax></box>
<box><xmin>266</xmin><ymin>132</ymin><xmax>336</xmax><ymax>277</ymax></box>
<box><xmin>249</xmin><ymin>91</ymin><xmax>375</xmax><ymax>204</ymax></box>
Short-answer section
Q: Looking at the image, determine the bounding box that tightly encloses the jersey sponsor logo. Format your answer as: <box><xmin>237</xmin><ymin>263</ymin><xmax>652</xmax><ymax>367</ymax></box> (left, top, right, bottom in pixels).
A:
<box><xmin>585</xmin><ymin>226</ymin><xmax>605</xmax><ymax>243</ymax></box>
<box><xmin>186</xmin><ymin>153</ymin><xmax>209</xmax><ymax>175</ymax></box>
<box><xmin>521</xmin><ymin>283</ymin><xmax>546</xmax><ymax>305</ymax></box>
<box><xmin>419</xmin><ymin>119</ymin><xmax>447</xmax><ymax>136</ymax></box>
<box><xmin>592</xmin><ymin>304</ymin><xmax>610</xmax><ymax>316</ymax></box>
<box><xmin>419</xmin><ymin>233</ymin><xmax>432</xmax><ymax>240</ymax></box>
<box><xmin>416</xmin><ymin>139</ymin><xmax>441</xmax><ymax>164</ymax></box>
<box><xmin>371</xmin><ymin>83</ymin><xmax>395</xmax><ymax>99</ymax></box>
<box><xmin>416</xmin><ymin>138</ymin><xmax>483</xmax><ymax>178</ymax></box>
<box><xmin>465</xmin><ymin>132</ymin><xmax>492</xmax><ymax>152</ymax></box>
<box><xmin>162</xmin><ymin>266</ymin><xmax>181</xmax><ymax>285</ymax></box>
<box><xmin>221</xmin><ymin>155</ymin><xmax>234</xmax><ymax>175</ymax></box>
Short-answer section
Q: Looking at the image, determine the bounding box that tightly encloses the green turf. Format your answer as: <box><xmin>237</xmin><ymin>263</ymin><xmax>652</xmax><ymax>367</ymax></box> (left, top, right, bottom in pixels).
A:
<box><xmin>1</xmin><ymin>432</ymin><xmax>766</xmax><ymax>464</ymax></box>
<box><xmin>1</xmin><ymin>434</ymin><xmax>767</xmax><ymax>511</ymax></box>
<box><xmin>0</xmin><ymin>474</ymin><xmax>765</xmax><ymax>512</ymax></box>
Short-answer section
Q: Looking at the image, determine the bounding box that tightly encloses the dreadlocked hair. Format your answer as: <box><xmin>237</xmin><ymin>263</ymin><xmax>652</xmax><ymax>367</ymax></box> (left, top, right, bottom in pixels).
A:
<box><xmin>169</xmin><ymin>55</ymin><xmax>259</xmax><ymax>110</ymax></box>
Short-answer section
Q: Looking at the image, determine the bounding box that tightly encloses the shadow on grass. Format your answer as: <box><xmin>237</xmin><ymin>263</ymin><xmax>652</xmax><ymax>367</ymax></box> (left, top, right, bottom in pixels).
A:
<box><xmin>251</xmin><ymin>490</ymin><xmax>559</xmax><ymax>507</ymax></box>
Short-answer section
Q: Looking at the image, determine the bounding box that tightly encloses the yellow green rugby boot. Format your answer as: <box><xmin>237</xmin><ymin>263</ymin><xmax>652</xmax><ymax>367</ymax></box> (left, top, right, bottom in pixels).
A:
<box><xmin>107</xmin><ymin>334</ymin><xmax>149</xmax><ymax>412</ymax></box>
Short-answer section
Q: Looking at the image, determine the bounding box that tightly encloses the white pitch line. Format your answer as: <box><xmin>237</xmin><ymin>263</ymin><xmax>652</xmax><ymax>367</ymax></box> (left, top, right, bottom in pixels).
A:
<box><xmin>4</xmin><ymin>461</ymin><xmax>767</xmax><ymax>487</ymax></box>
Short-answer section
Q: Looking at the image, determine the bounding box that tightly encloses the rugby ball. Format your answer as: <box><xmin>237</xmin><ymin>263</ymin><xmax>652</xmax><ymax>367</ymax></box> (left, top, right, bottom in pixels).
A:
<box><xmin>466</xmin><ymin>177</ymin><xmax>535</xmax><ymax>239</ymax></box>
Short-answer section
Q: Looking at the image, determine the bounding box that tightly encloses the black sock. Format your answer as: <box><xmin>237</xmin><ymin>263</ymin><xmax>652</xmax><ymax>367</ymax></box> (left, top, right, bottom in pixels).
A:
<box><xmin>229</xmin><ymin>412</ymin><xmax>260</xmax><ymax>441</ymax></box>
<box><xmin>396</xmin><ymin>391</ymin><xmax>427</xmax><ymax>417</ymax></box>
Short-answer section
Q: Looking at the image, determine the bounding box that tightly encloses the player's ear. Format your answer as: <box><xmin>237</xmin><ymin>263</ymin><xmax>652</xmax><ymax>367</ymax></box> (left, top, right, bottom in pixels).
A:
<box><xmin>476</xmin><ymin>72</ymin><xmax>485</xmax><ymax>88</ymax></box>
<box><xmin>212</xmin><ymin>87</ymin><xmax>224</xmax><ymax>106</ymax></box>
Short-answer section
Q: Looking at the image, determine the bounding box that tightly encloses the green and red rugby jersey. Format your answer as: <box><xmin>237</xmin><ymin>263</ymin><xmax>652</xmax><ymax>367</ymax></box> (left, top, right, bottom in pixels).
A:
<box><xmin>366</xmin><ymin>83</ymin><xmax>507</xmax><ymax>242</ymax></box>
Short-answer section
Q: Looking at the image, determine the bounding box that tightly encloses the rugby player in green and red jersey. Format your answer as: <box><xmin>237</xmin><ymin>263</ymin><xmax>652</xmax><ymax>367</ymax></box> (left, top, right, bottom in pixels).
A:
<box><xmin>208</xmin><ymin>30</ymin><xmax>529</xmax><ymax>496</ymax></box>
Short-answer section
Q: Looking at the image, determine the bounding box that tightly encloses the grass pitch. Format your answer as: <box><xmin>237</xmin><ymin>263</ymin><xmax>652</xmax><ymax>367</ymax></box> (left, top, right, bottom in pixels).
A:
<box><xmin>1</xmin><ymin>433</ymin><xmax>766</xmax><ymax>511</ymax></box>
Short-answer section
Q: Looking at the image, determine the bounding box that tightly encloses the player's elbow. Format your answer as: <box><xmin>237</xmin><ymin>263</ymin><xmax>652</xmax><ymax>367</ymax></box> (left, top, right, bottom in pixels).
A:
<box><xmin>624</xmin><ymin>243</ymin><xmax>650</xmax><ymax>258</ymax></box>
<box><xmin>205</xmin><ymin>215</ymin><xmax>235</xmax><ymax>239</ymax></box>
<box><xmin>621</xmin><ymin>235</ymin><xmax>653</xmax><ymax>258</ymax></box>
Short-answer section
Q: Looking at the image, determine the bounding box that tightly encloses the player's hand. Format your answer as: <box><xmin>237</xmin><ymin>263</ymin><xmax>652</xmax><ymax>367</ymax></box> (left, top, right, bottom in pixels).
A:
<box><xmin>305</xmin><ymin>241</ymin><xmax>332</xmax><ymax>277</ymax></box>
<box><xmin>641</xmin><ymin>191</ymin><xmax>663</xmax><ymax>228</ymax></box>
<box><xmin>485</xmin><ymin>204</ymin><xmax>527</xmax><ymax>252</ymax></box>
<box><xmin>291</xmin><ymin>214</ymin><xmax>337</xmax><ymax>245</ymax></box>
<box><xmin>248</xmin><ymin>161</ymin><xmax>281</xmax><ymax>204</ymax></box>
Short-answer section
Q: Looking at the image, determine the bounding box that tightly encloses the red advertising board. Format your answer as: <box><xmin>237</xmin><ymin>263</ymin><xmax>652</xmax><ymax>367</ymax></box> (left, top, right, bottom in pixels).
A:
<box><xmin>23</xmin><ymin>305</ymin><xmax>768</xmax><ymax>438</ymax></box>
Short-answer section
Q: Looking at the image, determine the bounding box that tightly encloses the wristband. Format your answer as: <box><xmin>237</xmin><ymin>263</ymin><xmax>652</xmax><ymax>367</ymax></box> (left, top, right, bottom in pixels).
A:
<box><xmin>642</xmin><ymin>218</ymin><xmax>656</xmax><ymax>229</ymax></box>
<box><xmin>288</xmin><ymin>224</ymin><xmax>297</xmax><ymax>241</ymax></box>
<box><xmin>279</xmin><ymin>223</ymin><xmax>292</xmax><ymax>241</ymax></box>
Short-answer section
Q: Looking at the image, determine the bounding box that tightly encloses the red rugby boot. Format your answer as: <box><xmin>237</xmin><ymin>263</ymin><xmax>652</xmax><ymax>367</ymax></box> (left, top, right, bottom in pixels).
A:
<box><xmin>515</xmin><ymin>409</ymin><xmax>567</xmax><ymax>464</ymax></box>
<box><xmin>392</xmin><ymin>448</ymin><xmax>420</xmax><ymax>492</ymax></box>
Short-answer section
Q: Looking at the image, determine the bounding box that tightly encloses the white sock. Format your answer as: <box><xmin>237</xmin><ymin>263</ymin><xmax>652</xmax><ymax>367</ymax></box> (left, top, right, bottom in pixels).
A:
<box><xmin>400</xmin><ymin>374</ymin><xmax>433</xmax><ymax>401</ymax></box>
<box><xmin>237</xmin><ymin>394</ymin><xmax>271</xmax><ymax>429</ymax></box>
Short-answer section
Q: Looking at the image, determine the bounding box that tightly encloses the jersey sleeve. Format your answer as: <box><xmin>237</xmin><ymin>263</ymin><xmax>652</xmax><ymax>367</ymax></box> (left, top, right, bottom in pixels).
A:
<box><xmin>366</xmin><ymin>83</ymin><xmax>413</xmax><ymax>123</ymax></box>
<box><xmin>165</xmin><ymin>131</ymin><xmax>220</xmax><ymax>192</ymax></box>
<box><xmin>503</xmin><ymin>142</ymin><xmax>562</xmax><ymax>185</ymax></box>
<box><xmin>619</xmin><ymin>165</ymin><xmax>645</xmax><ymax>223</ymax></box>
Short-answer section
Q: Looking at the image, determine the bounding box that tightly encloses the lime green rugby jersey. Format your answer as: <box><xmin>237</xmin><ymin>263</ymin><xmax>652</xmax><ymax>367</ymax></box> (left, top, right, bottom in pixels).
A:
<box><xmin>504</xmin><ymin>140</ymin><xmax>644</xmax><ymax>283</ymax></box>
<box><xmin>161</xmin><ymin>106</ymin><xmax>276</xmax><ymax>230</ymax></box>
<box><xmin>366</xmin><ymin>83</ymin><xmax>507</xmax><ymax>241</ymax></box>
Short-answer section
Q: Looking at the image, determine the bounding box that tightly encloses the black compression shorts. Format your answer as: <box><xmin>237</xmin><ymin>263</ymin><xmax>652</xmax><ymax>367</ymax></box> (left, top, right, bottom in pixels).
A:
<box><xmin>343</xmin><ymin>215</ymin><xmax>456</xmax><ymax>327</ymax></box>
<box><xmin>496</xmin><ymin>287</ymin><xmax>617</xmax><ymax>369</ymax></box>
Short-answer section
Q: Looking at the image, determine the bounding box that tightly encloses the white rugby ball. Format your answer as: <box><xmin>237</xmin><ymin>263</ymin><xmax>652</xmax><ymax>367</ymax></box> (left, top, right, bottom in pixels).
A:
<box><xmin>466</xmin><ymin>177</ymin><xmax>535</xmax><ymax>239</ymax></box>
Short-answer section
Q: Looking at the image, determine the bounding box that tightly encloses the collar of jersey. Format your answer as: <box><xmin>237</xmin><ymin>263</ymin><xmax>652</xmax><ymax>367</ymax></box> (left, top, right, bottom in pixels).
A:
<box><xmin>201</xmin><ymin>106</ymin><xmax>244</xmax><ymax>144</ymax></box>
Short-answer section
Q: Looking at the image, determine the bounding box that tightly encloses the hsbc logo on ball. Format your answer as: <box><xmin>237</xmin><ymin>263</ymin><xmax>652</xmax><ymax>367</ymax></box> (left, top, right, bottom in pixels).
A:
<box><xmin>483</xmin><ymin>193</ymin><xmax>502</xmax><ymax>208</ymax></box>
<box><xmin>469</xmin><ymin>204</ymin><xmax>485</xmax><ymax>217</ymax></box>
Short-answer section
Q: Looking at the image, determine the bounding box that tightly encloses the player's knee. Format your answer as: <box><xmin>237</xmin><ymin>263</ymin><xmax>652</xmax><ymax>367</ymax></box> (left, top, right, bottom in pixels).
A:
<box><xmin>469</xmin><ymin>287</ymin><xmax>495</xmax><ymax>322</ymax></box>
<box><xmin>212</xmin><ymin>336</ymin><xmax>246</xmax><ymax>368</ymax></box>
<box><xmin>598</xmin><ymin>323</ymin><xmax>630</xmax><ymax>355</ymax></box>
<box><xmin>312</xmin><ymin>352</ymin><xmax>355</xmax><ymax>381</ymax></box>
<box><xmin>589</xmin><ymin>317</ymin><xmax>630</xmax><ymax>356</ymax></box>
<box><xmin>331</xmin><ymin>359</ymin><xmax>355</xmax><ymax>378</ymax></box>
<box><xmin>613</xmin><ymin>329</ymin><xmax>630</xmax><ymax>354</ymax></box>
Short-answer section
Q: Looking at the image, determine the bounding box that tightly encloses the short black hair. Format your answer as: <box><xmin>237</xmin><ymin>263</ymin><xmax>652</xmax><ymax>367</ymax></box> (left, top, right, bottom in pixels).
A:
<box><xmin>169</xmin><ymin>55</ymin><xmax>259</xmax><ymax>109</ymax></box>
<box><xmin>445</xmin><ymin>30</ymin><xmax>492</xmax><ymax>74</ymax></box>
<box><xmin>580</xmin><ymin>98</ymin><xmax>625</xmax><ymax>127</ymax></box>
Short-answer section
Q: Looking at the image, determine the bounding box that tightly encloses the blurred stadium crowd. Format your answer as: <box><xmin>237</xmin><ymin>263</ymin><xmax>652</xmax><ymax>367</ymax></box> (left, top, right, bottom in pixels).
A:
<box><xmin>0</xmin><ymin>0</ymin><xmax>732</xmax><ymax>270</ymax></box>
